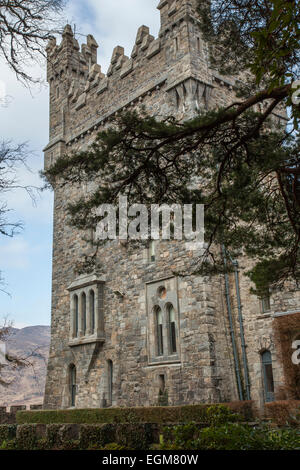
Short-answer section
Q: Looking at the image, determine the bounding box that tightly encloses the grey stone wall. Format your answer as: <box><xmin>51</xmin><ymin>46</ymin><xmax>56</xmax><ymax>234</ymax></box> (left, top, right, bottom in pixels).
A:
<box><xmin>43</xmin><ymin>0</ymin><xmax>299</xmax><ymax>410</ymax></box>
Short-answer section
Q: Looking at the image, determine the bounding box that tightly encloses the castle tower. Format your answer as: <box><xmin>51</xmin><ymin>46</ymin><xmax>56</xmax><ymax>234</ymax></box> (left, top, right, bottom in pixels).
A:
<box><xmin>43</xmin><ymin>1</ymin><xmax>298</xmax><ymax>411</ymax></box>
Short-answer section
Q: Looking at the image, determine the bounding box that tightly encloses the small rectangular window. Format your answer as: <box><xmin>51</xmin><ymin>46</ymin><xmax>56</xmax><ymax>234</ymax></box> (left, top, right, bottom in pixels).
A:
<box><xmin>149</xmin><ymin>241</ymin><xmax>156</xmax><ymax>262</ymax></box>
<box><xmin>261</xmin><ymin>295</ymin><xmax>271</xmax><ymax>313</ymax></box>
<box><xmin>170</xmin><ymin>322</ymin><xmax>177</xmax><ymax>353</ymax></box>
<box><xmin>174</xmin><ymin>37</ymin><xmax>179</xmax><ymax>53</ymax></box>
<box><xmin>159</xmin><ymin>374</ymin><xmax>165</xmax><ymax>393</ymax></box>
<box><xmin>158</xmin><ymin>324</ymin><xmax>163</xmax><ymax>356</ymax></box>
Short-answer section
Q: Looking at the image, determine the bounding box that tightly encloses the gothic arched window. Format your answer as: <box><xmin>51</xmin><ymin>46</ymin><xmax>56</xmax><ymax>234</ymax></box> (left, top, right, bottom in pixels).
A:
<box><xmin>261</xmin><ymin>350</ymin><xmax>275</xmax><ymax>402</ymax></box>
<box><xmin>81</xmin><ymin>292</ymin><xmax>87</xmax><ymax>336</ymax></box>
<box><xmin>73</xmin><ymin>295</ymin><xmax>79</xmax><ymax>338</ymax></box>
<box><xmin>156</xmin><ymin>308</ymin><xmax>164</xmax><ymax>356</ymax></box>
<box><xmin>168</xmin><ymin>305</ymin><xmax>177</xmax><ymax>354</ymax></box>
<box><xmin>89</xmin><ymin>290</ymin><xmax>95</xmax><ymax>334</ymax></box>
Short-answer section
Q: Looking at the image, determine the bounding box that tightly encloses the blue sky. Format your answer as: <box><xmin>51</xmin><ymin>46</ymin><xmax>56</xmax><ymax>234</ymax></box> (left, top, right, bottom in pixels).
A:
<box><xmin>0</xmin><ymin>0</ymin><xmax>160</xmax><ymax>328</ymax></box>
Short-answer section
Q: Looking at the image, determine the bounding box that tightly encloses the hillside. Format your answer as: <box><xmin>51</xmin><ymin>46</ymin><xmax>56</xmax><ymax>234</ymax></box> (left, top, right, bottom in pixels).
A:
<box><xmin>0</xmin><ymin>326</ymin><xmax>50</xmax><ymax>407</ymax></box>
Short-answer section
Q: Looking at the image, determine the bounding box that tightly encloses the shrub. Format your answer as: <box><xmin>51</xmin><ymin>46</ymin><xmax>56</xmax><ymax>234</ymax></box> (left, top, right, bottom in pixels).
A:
<box><xmin>160</xmin><ymin>423</ymin><xmax>300</xmax><ymax>450</ymax></box>
<box><xmin>265</xmin><ymin>401</ymin><xmax>300</xmax><ymax>426</ymax></box>
<box><xmin>0</xmin><ymin>439</ymin><xmax>17</xmax><ymax>450</ymax></box>
<box><xmin>44</xmin><ymin>424</ymin><xmax>78</xmax><ymax>448</ymax></box>
<box><xmin>116</xmin><ymin>423</ymin><xmax>155</xmax><ymax>450</ymax></box>
<box><xmin>16</xmin><ymin>425</ymin><xmax>39</xmax><ymax>450</ymax></box>
<box><xmin>0</xmin><ymin>425</ymin><xmax>17</xmax><ymax>443</ymax></box>
<box><xmin>79</xmin><ymin>424</ymin><xmax>116</xmax><ymax>449</ymax></box>
<box><xmin>102</xmin><ymin>443</ymin><xmax>128</xmax><ymax>451</ymax></box>
<box><xmin>17</xmin><ymin>402</ymin><xmax>253</xmax><ymax>425</ymax></box>
<box><xmin>205</xmin><ymin>405</ymin><xmax>242</xmax><ymax>426</ymax></box>
<box><xmin>158</xmin><ymin>389</ymin><xmax>169</xmax><ymax>407</ymax></box>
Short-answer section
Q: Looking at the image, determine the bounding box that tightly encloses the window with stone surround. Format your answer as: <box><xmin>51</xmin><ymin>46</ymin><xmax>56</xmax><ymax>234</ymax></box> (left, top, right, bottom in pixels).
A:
<box><xmin>148</xmin><ymin>240</ymin><xmax>157</xmax><ymax>263</ymax></box>
<box><xmin>260</xmin><ymin>292</ymin><xmax>271</xmax><ymax>313</ymax></box>
<box><xmin>146</xmin><ymin>277</ymin><xmax>181</xmax><ymax>365</ymax></box>
<box><xmin>107</xmin><ymin>359</ymin><xmax>113</xmax><ymax>407</ymax></box>
<box><xmin>156</xmin><ymin>307</ymin><xmax>164</xmax><ymax>356</ymax></box>
<box><xmin>153</xmin><ymin>302</ymin><xmax>179</xmax><ymax>361</ymax></box>
<box><xmin>168</xmin><ymin>304</ymin><xmax>177</xmax><ymax>354</ymax></box>
<box><xmin>261</xmin><ymin>350</ymin><xmax>275</xmax><ymax>402</ymax></box>
<box><xmin>67</xmin><ymin>274</ymin><xmax>105</xmax><ymax>346</ymax></box>
<box><xmin>89</xmin><ymin>289</ymin><xmax>95</xmax><ymax>334</ymax></box>
<box><xmin>69</xmin><ymin>364</ymin><xmax>76</xmax><ymax>407</ymax></box>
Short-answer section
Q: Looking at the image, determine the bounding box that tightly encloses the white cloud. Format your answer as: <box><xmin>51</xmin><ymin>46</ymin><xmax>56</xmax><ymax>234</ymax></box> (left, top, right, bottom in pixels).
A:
<box><xmin>0</xmin><ymin>0</ymin><xmax>161</xmax><ymax>326</ymax></box>
<box><xmin>0</xmin><ymin>238</ymin><xmax>31</xmax><ymax>269</ymax></box>
<box><xmin>64</xmin><ymin>0</ymin><xmax>160</xmax><ymax>72</ymax></box>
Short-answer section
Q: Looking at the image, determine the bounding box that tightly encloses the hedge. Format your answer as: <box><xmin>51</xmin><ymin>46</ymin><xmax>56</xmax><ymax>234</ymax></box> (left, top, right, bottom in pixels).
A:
<box><xmin>0</xmin><ymin>425</ymin><xmax>17</xmax><ymax>442</ymax></box>
<box><xmin>265</xmin><ymin>401</ymin><xmax>300</xmax><ymax>426</ymax></box>
<box><xmin>0</xmin><ymin>423</ymin><xmax>158</xmax><ymax>450</ymax></box>
<box><xmin>16</xmin><ymin>401</ymin><xmax>253</xmax><ymax>425</ymax></box>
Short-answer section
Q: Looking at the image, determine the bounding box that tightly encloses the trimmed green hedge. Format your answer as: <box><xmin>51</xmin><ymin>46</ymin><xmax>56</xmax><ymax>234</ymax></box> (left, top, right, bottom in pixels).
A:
<box><xmin>0</xmin><ymin>423</ymin><xmax>158</xmax><ymax>450</ymax></box>
<box><xmin>17</xmin><ymin>401</ymin><xmax>253</xmax><ymax>425</ymax></box>
<box><xmin>0</xmin><ymin>425</ymin><xmax>17</xmax><ymax>442</ymax></box>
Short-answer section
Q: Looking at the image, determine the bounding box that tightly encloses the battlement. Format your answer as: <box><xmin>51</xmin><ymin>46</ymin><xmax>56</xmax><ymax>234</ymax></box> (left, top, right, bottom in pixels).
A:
<box><xmin>44</xmin><ymin>0</ymin><xmax>287</xmax><ymax>170</ymax></box>
<box><xmin>44</xmin><ymin>1</ymin><xmax>216</xmax><ymax>167</ymax></box>
<box><xmin>46</xmin><ymin>1</ymin><xmax>201</xmax><ymax>82</ymax></box>
<box><xmin>0</xmin><ymin>405</ymin><xmax>43</xmax><ymax>424</ymax></box>
<box><xmin>157</xmin><ymin>0</ymin><xmax>200</xmax><ymax>31</ymax></box>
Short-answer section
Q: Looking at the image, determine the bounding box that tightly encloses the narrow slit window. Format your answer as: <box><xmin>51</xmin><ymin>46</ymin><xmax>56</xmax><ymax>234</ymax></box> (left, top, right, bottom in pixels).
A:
<box><xmin>261</xmin><ymin>350</ymin><xmax>275</xmax><ymax>402</ymax></box>
<box><xmin>149</xmin><ymin>241</ymin><xmax>156</xmax><ymax>262</ymax></box>
<box><xmin>156</xmin><ymin>308</ymin><xmax>164</xmax><ymax>356</ymax></box>
<box><xmin>74</xmin><ymin>295</ymin><xmax>79</xmax><ymax>338</ymax></box>
<box><xmin>107</xmin><ymin>360</ymin><xmax>113</xmax><ymax>406</ymax></box>
<box><xmin>90</xmin><ymin>290</ymin><xmax>95</xmax><ymax>334</ymax></box>
<box><xmin>197</xmin><ymin>37</ymin><xmax>201</xmax><ymax>52</ymax></box>
<box><xmin>81</xmin><ymin>292</ymin><xmax>87</xmax><ymax>335</ymax></box>
<box><xmin>168</xmin><ymin>305</ymin><xmax>177</xmax><ymax>354</ymax></box>
<box><xmin>70</xmin><ymin>364</ymin><xmax>76</xmax><ymax>407</ymax></box>
<box><xmin>159</xmin><ymin>374</ymin><xmax>165</xmax><ymax>393</ymax></box>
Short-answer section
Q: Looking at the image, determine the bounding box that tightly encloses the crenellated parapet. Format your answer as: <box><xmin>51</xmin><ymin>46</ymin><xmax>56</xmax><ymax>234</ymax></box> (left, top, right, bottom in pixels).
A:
<box><xmin>45</xmin><ymin>0</ymin><xmax>288</xmax><ymax>171</ymax></box>
<box><xmin>43</xmin><ymin>3</ymin><xmax>227</xmax><ymax>170</ymax></box>
<box><xmin>157</xmin><ymin>0</ymin><xmax>200</xmax><ymax>32</ymax></box>
<box><xmin>46</xmin><ymin>25</ymin><xmax>98</xmax><ymax>81</ymax></box>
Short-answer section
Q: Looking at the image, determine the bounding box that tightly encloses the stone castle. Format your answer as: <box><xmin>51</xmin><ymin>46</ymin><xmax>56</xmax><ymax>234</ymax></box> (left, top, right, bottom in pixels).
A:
<box><xmin>43</xmin><ymin>0</ymin><xmax>300</xmax><ymax>410</ymax></box>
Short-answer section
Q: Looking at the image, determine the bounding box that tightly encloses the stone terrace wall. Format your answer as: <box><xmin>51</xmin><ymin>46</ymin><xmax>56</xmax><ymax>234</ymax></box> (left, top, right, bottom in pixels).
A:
<box><xmin>0</xmin><ymin>405</ymin><xmax>42</xmax><ymax>424</ymax></box>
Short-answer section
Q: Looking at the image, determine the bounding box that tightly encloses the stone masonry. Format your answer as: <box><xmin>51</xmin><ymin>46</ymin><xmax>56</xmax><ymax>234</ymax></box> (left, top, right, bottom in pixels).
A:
<box><xmin>43</xmin><ymin>0</ymin><xmax>300</xmax><ymax>411</ymax></box>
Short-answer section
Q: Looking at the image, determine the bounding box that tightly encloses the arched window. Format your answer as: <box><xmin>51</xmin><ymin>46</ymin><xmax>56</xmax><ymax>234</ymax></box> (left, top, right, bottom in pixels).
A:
<box><xmin>89</xmin><ymin>290</ymin><xmax>95</xmax><ymax>334</ymax></box>
<box><xmin>168</xmin><ymin>305</ymin><xmax>177</xmax><ymax>354</ymax></box>
<box><xmin>81</xmin><ymin>293</ymin><xmax>87</xmax><ymax>336</ymax></box>
<box><xmin>69</xmin><ymin>364</ymin><xmax>76</xmax><ymax>407</ymax></box>
<box><xmin>73</xmin><ymin>295</ymin><xmax>79</xmax><ymax>338</ymax></box>
<box><xmin>261</xmin><ymin>350</ymin><xmax>275</xmax><ymax>402</ymax></box>
<box><xmin>156</xmin><ymin>308</ymin><xmax>164</xmax><ymax>356</ymax></box>
<box><xmin>107</xmin><ymin>360</ymin><xmax>113</xmax><ymax>406</ymax></box>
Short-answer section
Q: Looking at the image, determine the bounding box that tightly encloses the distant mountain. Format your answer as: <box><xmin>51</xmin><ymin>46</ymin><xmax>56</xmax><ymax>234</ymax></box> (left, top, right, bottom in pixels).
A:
<box><xmin>0</xmin><ymin>326</ymin><xmax>50</xmax><ymax>407</ymax></box>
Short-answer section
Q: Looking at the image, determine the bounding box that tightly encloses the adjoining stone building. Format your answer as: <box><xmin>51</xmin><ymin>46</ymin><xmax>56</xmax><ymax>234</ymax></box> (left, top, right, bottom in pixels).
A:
<box><xmin>43</xmin><ymin>0</ymin><xmax>300</xmax><ymax>411</ymax></box>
